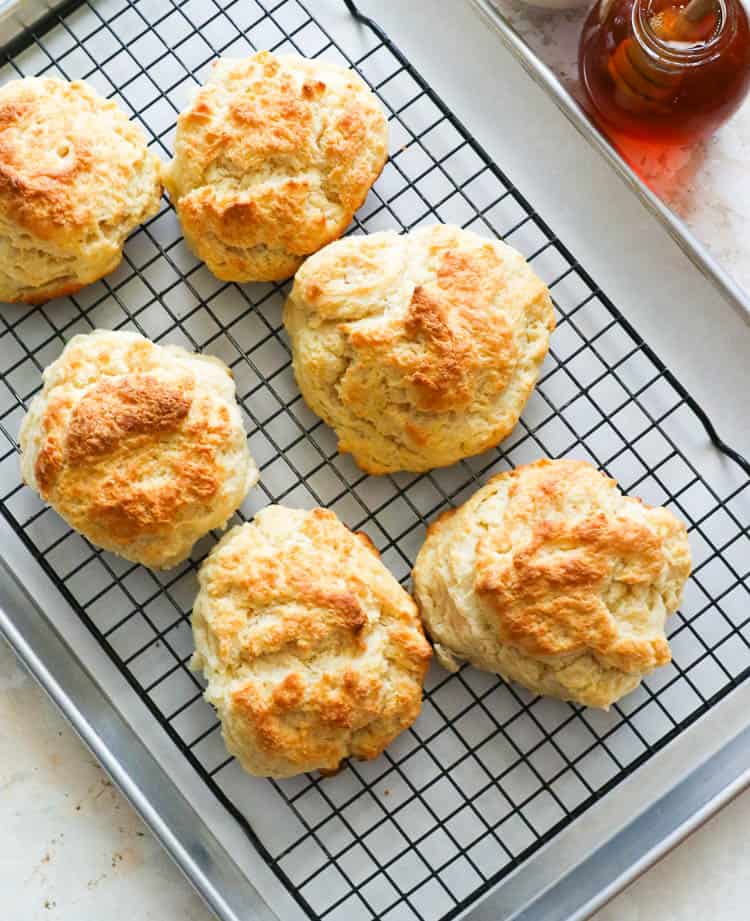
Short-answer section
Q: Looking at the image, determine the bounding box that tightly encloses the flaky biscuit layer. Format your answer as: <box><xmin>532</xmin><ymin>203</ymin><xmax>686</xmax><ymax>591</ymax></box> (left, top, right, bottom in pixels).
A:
<box><xmin>284</xmin><ymin>224</ymin><xmax>555</xmax><ymax>473</ymax></box>
<box><xmin>0</xmin><ymin>77</ymin><xmax>162</xmax><ymax>303</ymax></box>
<box><xmin>413</xmin><ymin>459</ymin><xmax>691</xmax><ymax>708</ymax></box>
<box><xmin>20</xmin><ymin>330</ymin><xmax>257</xmax><ymax>569</ymax></box>
<box><xmin>191</xmin><ymin>506</ymin><xmax>431</xmax><ymax>778</ymax></box>
<box><xmin>165</xmin><ymin>52</ymin><xmax>388</xmax><ymax>282</ymax></box>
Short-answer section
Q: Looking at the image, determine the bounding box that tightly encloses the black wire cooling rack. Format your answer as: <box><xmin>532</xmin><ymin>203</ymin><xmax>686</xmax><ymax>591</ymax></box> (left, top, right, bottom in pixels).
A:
<box><xmin>0</xmin><ymin>2</ymin><xmax>749</xmax><ymax>920</ymax></box>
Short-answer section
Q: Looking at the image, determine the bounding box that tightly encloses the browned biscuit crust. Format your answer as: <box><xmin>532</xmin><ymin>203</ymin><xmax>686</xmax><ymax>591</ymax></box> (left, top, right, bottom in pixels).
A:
<box><xmin>191</xmin><ymin>506</ymin><xmax>432</xmax><ymax>777</ymax></box>
<box><xmin>284</xmin><ymin>224</ymin><xmax>555</xmax><ymax>473</ymax></box>
<box><xmin>20</xmin><ymin>330</ymin><xmax>258</xmax><ymax>569</ymax></box>
<box><xmin>0</xmin><ymin>77</ymin><xmax>162</xmax><ymax>303</ymax></box>
<box><xmin>164</xmin><ymin>52</ymin><xmax>388</xmax><ymax>282</ymax></box>
<box><xmin>413</xmin><ymin>459</ymin><xmax>692</xmax><ymax>708</ymax></box>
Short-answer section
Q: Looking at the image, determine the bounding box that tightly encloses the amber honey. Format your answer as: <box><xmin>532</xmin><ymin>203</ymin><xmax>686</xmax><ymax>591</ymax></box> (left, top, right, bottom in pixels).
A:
<box><xmin>579</xmin><ymin>0</ymin><xmax>750</xmax><ymax>144</ymax></box>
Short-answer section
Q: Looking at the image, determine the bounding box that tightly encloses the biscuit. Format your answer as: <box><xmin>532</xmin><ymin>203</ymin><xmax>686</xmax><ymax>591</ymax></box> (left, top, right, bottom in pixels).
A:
<box><xmin>191</xmin><ymin>506</ymin><xmax>432</xmax><ymax>778</ymax></box>
<box><xmin>164</xmin><ymin>52</ymin><xmax>388</xmax><ymax>282</ymax></box>
<box><xmin>283</xmin><ymin>224</ymin><xmax>555</xmax><ymax>474</ymax></box>
<box><xmin>19</xmin><ymin>330</ymin><xmax>258</xmax><ymax>569</ymax></box>
<box><xmin>412</xmin><ymin>459</ymin><xmax>691</xmax><ymax>708</ymax></box>
<box><xmin>0</xmin><ymin>77</ymin><xmax>162</xmax><ymax>303</ymax></box>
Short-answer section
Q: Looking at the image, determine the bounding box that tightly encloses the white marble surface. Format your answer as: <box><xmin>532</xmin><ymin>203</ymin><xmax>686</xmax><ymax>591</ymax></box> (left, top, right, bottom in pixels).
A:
<box><xmin>2</xmin><ymin>2</ymin><xmax>750</xmax><ymax>920</ymax></box>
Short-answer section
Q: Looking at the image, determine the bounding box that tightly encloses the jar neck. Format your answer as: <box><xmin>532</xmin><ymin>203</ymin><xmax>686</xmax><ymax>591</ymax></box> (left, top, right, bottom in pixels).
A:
<box><xmin>631</xmin><ymin>0</ymin><xmax>736</xmax><ymax>67</ymax></box>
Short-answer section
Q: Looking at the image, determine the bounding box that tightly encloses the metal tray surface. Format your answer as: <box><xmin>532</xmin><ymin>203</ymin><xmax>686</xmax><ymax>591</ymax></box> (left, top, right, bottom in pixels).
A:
<box><xmin>0</xmin><ymin>2</ymin><xmax>749</xmax><ymax>921</ymax></box>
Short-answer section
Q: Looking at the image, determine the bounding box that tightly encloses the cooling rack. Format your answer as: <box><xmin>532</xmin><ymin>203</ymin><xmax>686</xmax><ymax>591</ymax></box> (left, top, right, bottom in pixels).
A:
<box><xmin>0</xmin><ymin>2</ymin><xmax>749</xmax><ymax>921</ymax></box>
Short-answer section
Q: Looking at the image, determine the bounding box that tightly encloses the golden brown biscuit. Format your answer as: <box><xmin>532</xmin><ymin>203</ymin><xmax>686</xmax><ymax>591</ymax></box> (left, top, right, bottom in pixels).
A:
<box><xmin>19</xmin><ymin>330</ymin><xmax>258</xmax><ymax>569</ymax></box>
<box><xmin>413</xmin><ymin>459</ymin><xmax>692</xmax><ymax>708</ymax></box>
<box><xmin>0</xmin><ymin>77</ymin><xmax>162</xmax><ymax>303</ymax></box>
<box><xmin>283</xmin><ymin>224</ymin><xmax>555</xmax><ymax>474</ymax></box>
<box><xmin>191</xmin><ymin>506</ymin><xmax>432</xmax><ymax>778</ymax></box>
<box><xmin>164</xmin><ymin>52</ymin><xmax>388</xmax><ymax>282</ymax></box>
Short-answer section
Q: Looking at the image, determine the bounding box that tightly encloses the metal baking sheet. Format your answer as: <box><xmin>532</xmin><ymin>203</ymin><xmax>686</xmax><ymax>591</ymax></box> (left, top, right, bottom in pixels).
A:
<box><xmin>1</xmin><ymin>2</ymin><xmax>749</xmax><ymax>920</ymax></box>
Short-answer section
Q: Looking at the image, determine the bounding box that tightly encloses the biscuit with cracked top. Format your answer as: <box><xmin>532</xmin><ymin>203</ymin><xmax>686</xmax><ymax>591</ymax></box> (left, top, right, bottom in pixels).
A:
<box><xmin>164</xmin><ymin>51</ymin><xmax>388</xmax><ymax>282</ymax></box>
<box><xmin>0</xmin><ymin>77</ymin><xmax>162</xmax><ymax>303</ymax></box>
<box><xmin>191</xmin><ymin>505</ymin><xmax>432</xmax><ymax>778</ymax></box>
<box><xmin>19</xmin><ymin>330</ymin><xmax>258</xmax><ymax>569</ymax></box>
<box><xmin>283</xmin><ymin>224</ymin><xmax>555</xmax><ymax>474</ymax></box>
<box><xmin>412</xmin><ymin>459</ymin><xmax>691</xmax><ymax>708</ymax></box>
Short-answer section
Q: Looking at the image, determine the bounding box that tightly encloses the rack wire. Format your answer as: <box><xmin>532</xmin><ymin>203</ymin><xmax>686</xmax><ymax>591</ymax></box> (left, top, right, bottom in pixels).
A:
<box><xmin>0</xmin><ymin>2</ymin><xmax>748</xmax><ymax>920</ymax></box>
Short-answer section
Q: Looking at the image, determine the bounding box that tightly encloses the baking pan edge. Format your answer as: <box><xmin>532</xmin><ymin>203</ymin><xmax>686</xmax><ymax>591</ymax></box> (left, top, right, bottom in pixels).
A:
<box><xmin>0</xmin><ymin>555</ymin><xmax>279</xmax><ymax>921</ymax></box>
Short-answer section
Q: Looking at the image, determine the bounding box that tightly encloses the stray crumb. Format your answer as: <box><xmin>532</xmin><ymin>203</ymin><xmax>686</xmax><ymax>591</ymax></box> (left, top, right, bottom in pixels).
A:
<box><xmin>43</xmin><ymin>899</ymin><xmax>56</xmax><ymax>910</ymax></box>
<box><xmin>94</xmin><ymin>778</ymin><xmax>113</xmax><ymax>801</ymax></box>
<box><xmin>41</xmin><ymin>853</ymin><xmax>51</xmax><ymax>864</ymax></box>
<box><xmin>383</xmin><ymin>789</ymin><xmax>390</xmax><ymax>796</ymax></box>
<box><xmin>74</xmin><ymin>805</ymin><xmax>81</xmax><ymax>812</ymax></box>
<box><xmin>136</xmin><ymin>831</ymin><xmax>145</xmax><ymax>838</ymax></box>
<box><xmin>111</xmin><ymin>852</ymin><xmax>123</xmax><ymax>869</ymax></box>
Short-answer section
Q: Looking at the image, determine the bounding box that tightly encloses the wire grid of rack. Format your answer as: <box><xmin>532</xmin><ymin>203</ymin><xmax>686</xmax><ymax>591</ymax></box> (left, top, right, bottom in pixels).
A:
<box><xmin>0</xmin><ymin>2</ymin><xmax>749</xmax><ymax>920</ymax></box>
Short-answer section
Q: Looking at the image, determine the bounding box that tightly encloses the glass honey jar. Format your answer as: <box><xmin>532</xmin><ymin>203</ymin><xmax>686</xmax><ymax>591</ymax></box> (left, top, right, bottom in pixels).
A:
<box><xmin>579</xmin><ymin>0</ymin><xmax>750</xmax><ymax>144</ymax></box>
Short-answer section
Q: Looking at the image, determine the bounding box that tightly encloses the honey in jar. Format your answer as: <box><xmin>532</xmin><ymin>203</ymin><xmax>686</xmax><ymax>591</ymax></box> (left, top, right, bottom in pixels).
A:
<box><xmin>579</xmin><ymin>0</ymin><xmax>750</xmax><ymax>144</ymax></box>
